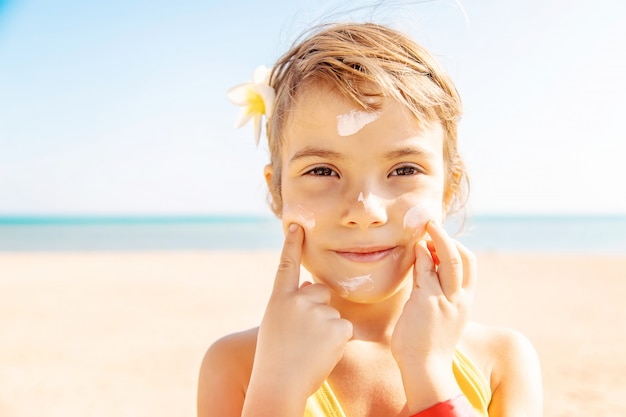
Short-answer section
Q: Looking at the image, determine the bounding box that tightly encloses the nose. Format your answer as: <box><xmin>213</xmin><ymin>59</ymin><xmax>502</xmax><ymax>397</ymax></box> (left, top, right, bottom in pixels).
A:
<box><xmin>341</xmin><ymin>189</ymin><xmax>388</xmax><ymax>229</ymax></box>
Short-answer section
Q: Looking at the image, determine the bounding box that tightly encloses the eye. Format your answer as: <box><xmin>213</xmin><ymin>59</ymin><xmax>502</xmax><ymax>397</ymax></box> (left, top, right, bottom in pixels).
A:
<box><xmin>389</xmin><ymin>165</ymin><xmax>422</xmax><ymax>176</ymax></box>
<box><xmin>304</xmin><ymin>166</ymin><xmax>339</xmax><ymax>177</ymax></box>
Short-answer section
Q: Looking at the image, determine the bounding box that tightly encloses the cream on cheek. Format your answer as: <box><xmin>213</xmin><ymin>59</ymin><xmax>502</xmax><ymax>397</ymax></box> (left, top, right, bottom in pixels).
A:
<box><xmin>402</xmin><ymin>202</ymin><xmax>439</xmax><ymax>239</ymax></box>
<box><xmin>336</xmin><ymin>110</ymin><xmax>382</xmax><ymax>137</ymax></box>
<box><xmin>403</xmin><ymin>204</ymin><xmax>426</xmax><ymax>229</ymax></box>
<box><xmin>282</xmin><ymin>204</ymin><xmax>317</xmax><ymax>231</ymax></box>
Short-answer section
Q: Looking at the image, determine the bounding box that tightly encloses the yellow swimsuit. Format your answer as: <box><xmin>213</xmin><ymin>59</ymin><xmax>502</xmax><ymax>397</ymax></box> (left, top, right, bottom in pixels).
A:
<box><xmin>304</xmin><ymin>349</ymin><xmax>491</xmax><ymax>417</ymax></box>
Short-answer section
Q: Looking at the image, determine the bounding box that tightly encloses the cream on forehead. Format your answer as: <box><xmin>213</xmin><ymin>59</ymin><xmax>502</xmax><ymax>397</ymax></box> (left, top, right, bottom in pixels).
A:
<box><xmin>336</xmin><ymin>110</ymin><xmax>381</xmax><ymax>136</ymax></box>
<box><xmin>283</xmin><ymin>204</ymin><xmax>316</xmax><ymax>230</ymax></box>
<box><xmin>337</xmin><ymin>274</ymin><xmax>373</xmax><ymax>296</ymax></box>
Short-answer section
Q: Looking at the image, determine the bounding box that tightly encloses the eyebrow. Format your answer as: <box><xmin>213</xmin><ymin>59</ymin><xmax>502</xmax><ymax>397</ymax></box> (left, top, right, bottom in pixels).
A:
<box><xmin>289</xmin><ymin>146</ymin><xmax>345</xmax><ymax>163</ymax></box>
<box><xmin>384</xmin><ymin>146</ymin><xmax>436</xmax><ymax>160</ymax></box>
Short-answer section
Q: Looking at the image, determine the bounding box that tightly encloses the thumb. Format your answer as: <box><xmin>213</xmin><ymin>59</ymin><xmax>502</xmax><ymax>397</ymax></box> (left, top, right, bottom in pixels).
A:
<box><xmin>272</xmin><ymin>223</ymin><xmax>304</xmax><ymax>294</ymax></box>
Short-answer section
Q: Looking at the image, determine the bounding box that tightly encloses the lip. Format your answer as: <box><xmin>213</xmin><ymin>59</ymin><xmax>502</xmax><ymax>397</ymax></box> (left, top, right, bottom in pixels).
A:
<box><xmin>333</xmin><ymin>246</ymin><xmax>398</xmax><ymax>263</ymax></box>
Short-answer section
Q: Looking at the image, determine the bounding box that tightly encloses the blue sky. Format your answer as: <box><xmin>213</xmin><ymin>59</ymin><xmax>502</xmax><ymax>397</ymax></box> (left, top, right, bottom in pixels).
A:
<box><xmin>1</xmin><ymin>0</ymin><xmax>625</xmax><ymax>216</ymax></box>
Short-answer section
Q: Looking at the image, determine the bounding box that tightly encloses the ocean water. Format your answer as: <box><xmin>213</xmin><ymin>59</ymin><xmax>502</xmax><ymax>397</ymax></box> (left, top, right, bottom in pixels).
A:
<box><xmin>0</xmin><ymin>215</ymin><xmax>625</xmax><ymax>254</ymax></box>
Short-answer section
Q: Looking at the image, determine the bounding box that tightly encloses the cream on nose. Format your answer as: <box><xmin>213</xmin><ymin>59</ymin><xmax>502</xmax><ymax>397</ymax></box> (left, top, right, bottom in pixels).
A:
<box><xmin>357</xmin><ymin>191</ymin><xmax>384</xmax><ymax>212</ymax></box>
<box><xmin>348</xmin><ymin>190</ymin><xmax>387</xmax><ymax>227</ymax></box>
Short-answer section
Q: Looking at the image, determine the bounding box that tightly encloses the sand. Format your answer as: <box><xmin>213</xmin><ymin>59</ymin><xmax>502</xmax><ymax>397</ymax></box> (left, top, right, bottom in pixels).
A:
<box><xmin>1</xmin><ymin>250</ymin><xmax>625</xmax><ymax>416</ymax></box>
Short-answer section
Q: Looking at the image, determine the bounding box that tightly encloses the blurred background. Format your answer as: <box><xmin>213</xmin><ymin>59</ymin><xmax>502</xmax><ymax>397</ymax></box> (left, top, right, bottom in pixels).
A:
<box><xmin>1</xmin><ymin>0</ymin><xmax>625</xmax><ymax>252</ymax></box>
<box><xmin>1</xmin><ymin>2</ymin><xmax>625</xmax><ymax>416</ymax></box>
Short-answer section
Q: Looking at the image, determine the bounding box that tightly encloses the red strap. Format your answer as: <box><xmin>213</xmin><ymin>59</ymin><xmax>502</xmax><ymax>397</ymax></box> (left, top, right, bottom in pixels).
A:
<box><xmin>409</xmin><ymin>395</ymin><xmax>475</xmax><ymax>417</ymax></box>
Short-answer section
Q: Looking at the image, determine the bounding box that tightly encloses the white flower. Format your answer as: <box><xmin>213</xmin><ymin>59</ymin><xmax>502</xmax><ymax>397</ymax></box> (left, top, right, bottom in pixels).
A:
<box><xmin>227</xmin><ymin>65</ymin><xmax>275</xmax><ymax>145</ymax></box>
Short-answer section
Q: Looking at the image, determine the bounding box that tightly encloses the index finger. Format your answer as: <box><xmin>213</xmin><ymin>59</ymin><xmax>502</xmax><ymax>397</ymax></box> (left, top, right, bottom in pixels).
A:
<box><xmin>272</xmin><ymin>223</ymin><xmax>304</xmax><ymax>294</ymax></box>
<box><xmin>455</xmin><ymin>239</ymin><xmax>478</xmax><ymax>293</ymax></box>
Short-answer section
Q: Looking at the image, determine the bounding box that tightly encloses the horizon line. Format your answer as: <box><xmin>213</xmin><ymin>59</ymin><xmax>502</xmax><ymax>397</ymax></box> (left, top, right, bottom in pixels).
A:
<box><xmin>1</xmin><ymin>213</ymin><xmax>625</xmax><ymax>226</ymax></box>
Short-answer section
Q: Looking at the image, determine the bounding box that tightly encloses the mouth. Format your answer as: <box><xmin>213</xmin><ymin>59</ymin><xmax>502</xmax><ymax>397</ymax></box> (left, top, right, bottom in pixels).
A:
<box><xmin>333</xmin><ymin>246</ymin><xmax>398</xmax><ymax>263</ymax></box>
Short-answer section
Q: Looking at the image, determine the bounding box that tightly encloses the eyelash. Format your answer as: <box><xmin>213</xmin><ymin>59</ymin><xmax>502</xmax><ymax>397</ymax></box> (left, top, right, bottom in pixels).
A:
<box><xmin>303</xmin><ymin>164</ymin><xmax>423</xmax><ymax>178</ymax></box>
<box><xmin>305</xmin><ymin>166</ymin><xmax>338</xmax><ymax>177</ymax></box>
<box><xmin>389</xmin><ymin>165</ymin><xmax>422</xmax><ymax>176</ymax></box>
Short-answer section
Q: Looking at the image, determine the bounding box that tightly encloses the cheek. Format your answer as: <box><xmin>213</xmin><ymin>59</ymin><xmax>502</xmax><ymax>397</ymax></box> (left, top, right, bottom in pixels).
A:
<box><xmin>282</xmin><ymin>203</ymin><xmax>317</xmax><ymax>231</ymax></box>
<box><xmin>403</xmin><ymin>204</ymin><xmax>427</xmax><ymax>229</ymax></box>
<box><xmin>401</xmin><ymin>202</ymin><xmax>440</xmax><ymax>239</ymax></box>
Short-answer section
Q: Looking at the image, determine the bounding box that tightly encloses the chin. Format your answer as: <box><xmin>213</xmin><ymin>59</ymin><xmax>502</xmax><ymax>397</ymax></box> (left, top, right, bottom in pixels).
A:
<box><xmin>312</xmin><ymin>266</ymin><xmax>413</xmax><ymax>304</ymax></box>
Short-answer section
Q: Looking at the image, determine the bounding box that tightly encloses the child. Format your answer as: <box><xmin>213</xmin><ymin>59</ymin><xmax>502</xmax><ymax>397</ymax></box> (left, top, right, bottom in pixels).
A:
<box><xmin>198</xmin><ymin>22</ymin><xmax>542</xmax><ymax>417</ymax></box>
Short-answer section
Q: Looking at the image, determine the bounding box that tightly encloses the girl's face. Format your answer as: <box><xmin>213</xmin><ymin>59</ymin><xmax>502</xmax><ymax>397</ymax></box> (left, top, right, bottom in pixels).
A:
<box><xmin>268</xmin><ymin>85</ymin><xmax>446</xmax><ymax>303</ymax></box>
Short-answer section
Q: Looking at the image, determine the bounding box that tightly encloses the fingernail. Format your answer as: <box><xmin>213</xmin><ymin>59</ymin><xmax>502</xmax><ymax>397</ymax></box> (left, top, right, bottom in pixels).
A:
<box><xmin>288</xmin><ymin>223</ymin><xmax>298</xmax><ymax>233</ymax></box>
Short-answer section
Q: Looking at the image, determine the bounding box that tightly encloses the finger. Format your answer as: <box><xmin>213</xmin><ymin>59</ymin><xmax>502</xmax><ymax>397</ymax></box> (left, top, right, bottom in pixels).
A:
<box><xmin>413</xmin><ymin>241</ymin><xmax>441</xmax><ymax>293</ymax></box>
<box><xmin>312</xmin><ymin>303</ymin><xmax>342</xmax><ymax>320</ymax></box>
<box><xmin>299</xmin><ymin>282</ymin><xmax>332</xmax><ymax>305</ymax></box>
<box><xmin>333</xmin><ymin>317</ymin><xmax>354</xmax><ymax>341</ymax></box>
<box><xmin>425</xmin><ymin>221</ymin><xmax>463</xmax><ymax>300</ymax></box>
<box><xmin>455</xmin><ymin>240</ymin><xmax>478</xmax><ymax>293</ymax></box>
<box><xmin>273</xmin><ymin>223</ymin><xmax>304</xmax><ymax>294</ymax></box>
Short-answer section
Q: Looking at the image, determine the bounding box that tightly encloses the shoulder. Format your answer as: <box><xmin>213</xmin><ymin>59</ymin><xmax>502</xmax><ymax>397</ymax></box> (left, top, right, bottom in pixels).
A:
<box><xmin>199</xmin><ymin>327</ymin><xmax>258</xmax><ymax>385</ymax></box>
<box><xmin>461</xmin><ymin>322</ymin><xmax>543</xmax><ymax>416</ymax></box>
<box><xmin>197</xmin><ymin>327</ymin><xmax>258</xmax><ymax>416</ymax></box>
<box><xmin>461</xmin><ymin>322</ymin><xmax>540</xmax><ymax>375</ymax></box>
<box><xmin>202</xmin><ymin>327</ymin><xmax>258</xmax><ymax>365</ymax></box>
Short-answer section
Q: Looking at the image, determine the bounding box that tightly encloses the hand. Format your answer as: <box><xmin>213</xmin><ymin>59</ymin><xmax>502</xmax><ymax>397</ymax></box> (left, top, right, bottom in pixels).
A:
<box><xmin>249</xmin><ymin>224</ymin><xmax>353</xmax><ymax>401</ymax></box>
<box><xmin>391</xmin><ymin>221</ymin><xmax>477</xmax><ymax>410</ymax></box>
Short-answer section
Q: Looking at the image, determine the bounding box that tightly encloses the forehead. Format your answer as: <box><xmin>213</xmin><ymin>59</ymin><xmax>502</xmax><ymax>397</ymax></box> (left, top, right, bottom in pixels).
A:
<box><xmin>282</xmin><ymin>83</ymin><xmax>443</xmax><ymax>156</ymax></box>
<box><xmin>289</xmin><ymin>81</ymin><xmax>381</xmax><ymax>118</ymax></box>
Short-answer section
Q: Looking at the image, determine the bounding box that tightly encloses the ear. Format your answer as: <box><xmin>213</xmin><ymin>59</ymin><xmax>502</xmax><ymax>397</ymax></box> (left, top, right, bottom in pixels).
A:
<box><xmin>264</xmin><ymin>164</ymin><xmax>283</xmax><ymax>217</ymax></box>
<box><xmin>264</xmin><ymin>164</ymin><xmax>274</xmax><ymax>189</ymax></box>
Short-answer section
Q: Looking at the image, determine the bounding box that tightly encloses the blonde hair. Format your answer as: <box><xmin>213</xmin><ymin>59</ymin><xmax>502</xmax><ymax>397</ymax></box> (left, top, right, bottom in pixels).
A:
<box><xmin>266</xmin><ymin>22</ymin><xmax>468</xmax><ymax>218</ymax></box>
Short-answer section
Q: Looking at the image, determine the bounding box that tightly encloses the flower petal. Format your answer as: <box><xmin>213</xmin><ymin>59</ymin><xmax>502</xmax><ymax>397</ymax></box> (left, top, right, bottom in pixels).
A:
<box><xmin>226</xmin><ymin>65</ymin><xmax>276</xmax><ymax>143</ymax></box>
<box><xmin>252</xmin><ymin>65</ymin><xmax>271</xmax><ymax>85</ymax></box>
<box><xmin>253</xmin><ymin>114</ymin><xmax>262</xmax><ymax>146</ymax></box>
<box><xmin>256</xmin><ymin>83</ymin><xmax>276</xmax><ymax>118</ymax></box>
<box><xmin>227</xmin><ymin>83</ymin><xmax>253</xmax><ymax>106</ymax></box>
<box><xmin>234</xmin><ymin>108</ymin><xmax>253</xmax><ymax>128</ymax></box>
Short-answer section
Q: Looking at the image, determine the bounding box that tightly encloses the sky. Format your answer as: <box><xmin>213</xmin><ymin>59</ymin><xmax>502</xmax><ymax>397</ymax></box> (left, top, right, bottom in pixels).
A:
<box><xmin>1</xmin><ymin>0</ymin><xmax>625</xmax><ymax>216</ymax></box>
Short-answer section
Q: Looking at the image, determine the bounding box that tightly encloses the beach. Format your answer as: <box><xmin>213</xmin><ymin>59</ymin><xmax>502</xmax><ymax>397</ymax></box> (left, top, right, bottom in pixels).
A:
<box><xmin>1</xmin><ymin>250</ymin><xmax>625</xmax><ymax>416</ymax></box>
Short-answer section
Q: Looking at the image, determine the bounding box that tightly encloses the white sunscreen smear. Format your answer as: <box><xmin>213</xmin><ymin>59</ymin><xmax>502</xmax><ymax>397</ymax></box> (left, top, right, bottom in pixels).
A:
<box><xmin>358</xmin><ymin>192</ymin><xmax>385</xmax><ymax>214</ymax></box>
<box><xmin>283</xmin><ymin>204</ymin><xmax>316</xmax><ymax>230</ymax></box>
<box><xmin>403</xmin><ymin>204</ymin><xmax>432</xmax><ymax>238</ymax></box>
<box><xmin>337</xmin><ymin>274</ymin><xmax>373</xmax><ymax>295</ymax></box>
<box><xmin>403</xmin><ymin>204</ymin><xmax>424</xmax><ymax>229</ymax></box>
<box><xmin>336</xmin><ymin>110</ymin><xmax>381</xmax><ymax>136</ymax></box>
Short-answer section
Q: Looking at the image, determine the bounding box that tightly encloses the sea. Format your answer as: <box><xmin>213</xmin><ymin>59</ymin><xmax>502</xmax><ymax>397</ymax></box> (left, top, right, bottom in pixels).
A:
<box><xmin>0</xmin><ymin>215</ymin><xmax>625</xmax><ymax>254</ymax></box>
